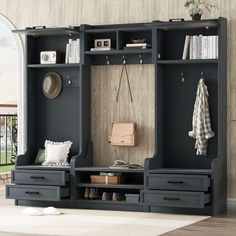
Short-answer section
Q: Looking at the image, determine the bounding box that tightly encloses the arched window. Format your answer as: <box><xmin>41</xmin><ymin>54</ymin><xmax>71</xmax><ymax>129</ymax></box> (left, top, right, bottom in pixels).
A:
<box><xmin>0</xmin><ymin>15</ymin><xmax>24</xmax><ymax>155</ymax></box>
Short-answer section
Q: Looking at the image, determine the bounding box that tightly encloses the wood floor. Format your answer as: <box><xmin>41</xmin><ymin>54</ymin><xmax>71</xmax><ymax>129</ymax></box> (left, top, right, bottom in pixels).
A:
<box><xmin>163</xmin><ymin>203</ymin><xmax>236</xmax><ymax>236</ymax></box>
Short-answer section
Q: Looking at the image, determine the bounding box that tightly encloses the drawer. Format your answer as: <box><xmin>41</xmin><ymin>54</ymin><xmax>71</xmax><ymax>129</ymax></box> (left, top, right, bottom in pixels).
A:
<box><xmin>12</xmin><ymin>170</ymin><xmax>69</xmax><ymax>186</ymax></box>
<box><xmin>147</xmin><ymin>174</ymin><xmax>210</xmax><ymax>191</ymax></box>
<box><xmin>143</xmin><ymin>190</ymin><xmax>210</xmax><ymax>208</ymax></box>
<box><xmin>6</xmin><ymin>184</ymin><xmax>69</xmax><ymax>201</ymax></box>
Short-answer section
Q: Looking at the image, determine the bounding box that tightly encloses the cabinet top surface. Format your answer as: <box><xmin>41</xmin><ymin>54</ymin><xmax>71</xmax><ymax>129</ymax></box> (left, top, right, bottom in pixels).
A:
<box><xmin>76</xmin><ymin>166</ymin><xmax>144</xmax><ymax>173</ymax></box>
<box><xmin>13</xmin><ymin>27</ymin><xmax>80</xmax><ymax>36</ymax></box>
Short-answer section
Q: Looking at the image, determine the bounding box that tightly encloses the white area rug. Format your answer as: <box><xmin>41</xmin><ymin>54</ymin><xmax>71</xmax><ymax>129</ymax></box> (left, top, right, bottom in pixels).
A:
<box><xmin>0</xmin><ymin>187</ymin><xmax>209</xmax><ymax>236</ymax></box>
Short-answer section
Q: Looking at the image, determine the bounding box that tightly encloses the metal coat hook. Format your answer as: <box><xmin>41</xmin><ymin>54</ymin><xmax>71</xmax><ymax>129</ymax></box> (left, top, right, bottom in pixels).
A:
<box><xmin>106</xmin><ymin>56</ymin><xmax>110</xmax><ymax>65</ymax></box>
<box><xmin>122</xmin><ymin>55</ymin><xmax>126</xmax><ymax>64</ymax></box>
<box><xmin>67</xmin><ymin>75</ymin><xmax>72</xmax><ymax>85</ymax></box>
<box><xmin>139</xmin><ymin>54</ymin><xmax>143</xmax><ymax>64</ymax></box>
<box><xmin>180</xmin><ymin>72</ymin><xmax>185</xmax><ymax>83</ymax></box>
<box><xmin>200</xmin><ymin>72</ymin><xmax>205</xmax><ymax>81</ymax></box>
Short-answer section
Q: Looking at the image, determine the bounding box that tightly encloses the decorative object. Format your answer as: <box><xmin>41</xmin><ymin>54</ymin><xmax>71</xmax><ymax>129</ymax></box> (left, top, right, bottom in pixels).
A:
<box><xmin>34</xmin><ymin>149</ymin><xmax>45</xmax><ymax>164</ymax></box>
<box><xmin>131</xmin><ymin>38</ymin><xmax>146</xmax><ymax>43</ymax></box>
<box><xmin>42</xmin><ymin>140</ymin><xmax>72</xmax><ymax>166</ymax></box>
<box><xmin>42</xmin><ymin>72</ymin><xmax>62</xmax><ymax>99</ymax></box>
<box><xmin>94</xmin><ymin>39</ymin><xmax>111</xmax><ymax>48</ymax></box>
<box><xmin>40</xmin><ymin>51</ymin><xmax>60</xmax><ymax>64</ymax></box>
<box><xmin>110</xmin><ymin>64</ymin><xmax>137</xmax><ymax>146</ymax></box>
<box><xmin>111</xmin><ymin>122</ymin><xmax>137</xmax><ymax>146</ymax></box>
<box><xmin>184</xmin><ymin>0</ymin><xmax>219</xmax><ymax>20</ymax></box>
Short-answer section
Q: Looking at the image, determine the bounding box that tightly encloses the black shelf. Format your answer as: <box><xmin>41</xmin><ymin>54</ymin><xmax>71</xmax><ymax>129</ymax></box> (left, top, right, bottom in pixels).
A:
<box><xmin>27</xmin><ymin>63</ymin><xmax>80</xmax><ymax>68</ymax></box>
<box><xmin>148</xmin><ymin>168</ymin><xmax>212</xmax><ymax>175</ymax></box>
<box><xmin>85</xmin><ymin>49</ymin><xmax>152</xmax><ymax>55</ymax></box>
<box><xmin>157</xmin><ymin>59</ymin><xmax>218</xmax><ymax>65</ymax></box>
<box><xmin>76</xmin><ymin>199</ymin><xmax>142</xmax><ymax>206</ymax></box>
<box><xmin>75</xmin><ymin>167</ymin><xmax>144</xmax><ymax>173</ymax></box>
<box><xmin>154</xmin><ymin>19</ymin><xmax>218</xmax><ymax>30</ymax></box>
<box><xmin>77</xmin><ymin>183</ymin><xmax>143</xmax><ymax>189</ymax></box>
<box><xmin>13</xmin><ymin>27</ymin><xmax>79</xmax><ymax>36</ymax></box>
<box><xmin>16</xmin><ymin>165</ymin><xmax>71</xmax><ymax>171</ymax></box>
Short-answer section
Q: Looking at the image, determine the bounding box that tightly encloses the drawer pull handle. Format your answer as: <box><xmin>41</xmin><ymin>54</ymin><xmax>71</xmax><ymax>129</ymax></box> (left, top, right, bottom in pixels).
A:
<box><xmin>167</xmin><ymin>181</ymin><xmax>184</xmax><ymax>184</ymax></box>
<box><xmin>25</xmin><ymin>191</ymin><xmax>40</xmax><ymax>195</ymax></box>
<box><xmin>163</xmin><ymin>197</ymin><xmax>180</xmax><ymax>201</ymax></box>
<box><xmin>30</xmin><ymin>176</ymin><xmax>45</xmax><ymax>179</ymax></box>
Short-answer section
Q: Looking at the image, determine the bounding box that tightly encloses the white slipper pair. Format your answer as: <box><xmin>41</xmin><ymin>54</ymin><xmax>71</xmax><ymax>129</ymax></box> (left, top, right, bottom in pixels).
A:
<box><xmin>22</xmin><ymin>206</ymin><xmax>61</xmax><ymax>216</ymax></box>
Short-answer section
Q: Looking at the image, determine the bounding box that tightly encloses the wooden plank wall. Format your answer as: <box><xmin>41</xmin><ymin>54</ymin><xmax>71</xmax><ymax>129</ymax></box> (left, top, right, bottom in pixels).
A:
<box><xmin>0</xmin><ymin>0</ymin><xmax>234</xmax><ymax>196</ymax></box>
<box><xmin>91</xmin><ymin>65</ymin><xmax>154</xmax><ymax>166</ymax></box>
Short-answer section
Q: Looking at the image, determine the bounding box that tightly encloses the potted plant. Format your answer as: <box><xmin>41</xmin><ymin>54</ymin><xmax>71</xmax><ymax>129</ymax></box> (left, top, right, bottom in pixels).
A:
<box><xmin>184</xmin><ymin>0</ymin><xmax>219</xmax><ymax>20</ymax></box>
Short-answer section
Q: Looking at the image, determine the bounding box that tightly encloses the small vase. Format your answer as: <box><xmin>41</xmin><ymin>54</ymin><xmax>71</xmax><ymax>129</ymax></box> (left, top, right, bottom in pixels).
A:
<box><xmin>191</xmin><ymin>13</ymin><xmax>202</xmax><ymax>21</ymax></box>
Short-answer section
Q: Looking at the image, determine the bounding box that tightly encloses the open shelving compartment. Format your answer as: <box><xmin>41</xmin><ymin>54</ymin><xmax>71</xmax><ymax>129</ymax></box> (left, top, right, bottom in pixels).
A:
<box><xmin>75</xmin><ymin>167</ymin><xmax>144</xmax><ymax>211</ymax></box>
<box><xmin>82</xmin><ymin>23</ymin><xmax>153</xmax><ymax>65</ymax></box>
<box><xmin>144</xmin><ymin>18</ymin><xmax>227</xmax><ymax>215</ymax></box>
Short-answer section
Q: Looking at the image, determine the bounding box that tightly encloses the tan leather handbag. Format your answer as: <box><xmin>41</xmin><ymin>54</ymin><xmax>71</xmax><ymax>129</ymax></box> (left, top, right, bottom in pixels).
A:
<box><xmin>110</xmin><ymin>64</ymin><xmax>137</xmax><ymax>146</ymax></box>
<box><xmin>111</xmin><ymin>122</ymin><xmax>137</xmax><ymax>146</ymax></box>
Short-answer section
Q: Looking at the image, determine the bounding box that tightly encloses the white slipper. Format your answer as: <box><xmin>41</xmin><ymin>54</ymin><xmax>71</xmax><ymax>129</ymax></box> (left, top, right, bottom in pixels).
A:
<box><xmin>42</xmin><ymin>206</ymin><xmax>61</xmax><ymax>215</ymax></box>
<box><xmin>22</xmin><ymin>207</ymin><xmax>43</xmax><ymax>216</ymax></box>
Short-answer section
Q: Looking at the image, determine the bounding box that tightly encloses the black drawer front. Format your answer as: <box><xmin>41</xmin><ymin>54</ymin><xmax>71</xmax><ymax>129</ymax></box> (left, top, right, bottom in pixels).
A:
<box><xmin>6</xmin><ymin>184</ymin><xmax>69</xmax><ymax>201</ymax></box>
<box><xmin>147</xmin><ymin>174</ymin><xmax>210</xmax><ymax>191</ymax></box>
<box><xmin>143</xmin><ymin>190</ymin><xmax>210</xmax><ymax>208</ymax></box>
<box><xmin>12</xmin><ymin>170</ymin><xmax>69</xmax><ymax>186</ymax></box>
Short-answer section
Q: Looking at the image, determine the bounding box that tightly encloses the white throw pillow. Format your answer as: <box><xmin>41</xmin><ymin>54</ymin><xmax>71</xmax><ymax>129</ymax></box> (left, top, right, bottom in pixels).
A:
<box><xmin>42</xmin><ymin>140</ymin><xmax>72</xmax><ymax>166</ymax></box>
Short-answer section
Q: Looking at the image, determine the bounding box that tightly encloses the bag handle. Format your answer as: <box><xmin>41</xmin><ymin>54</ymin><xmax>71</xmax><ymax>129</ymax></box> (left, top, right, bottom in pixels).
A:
<box><xmin>116</xmin><ymin>64</ymin><xmax>133</xmax><ymax>103</ymax></box>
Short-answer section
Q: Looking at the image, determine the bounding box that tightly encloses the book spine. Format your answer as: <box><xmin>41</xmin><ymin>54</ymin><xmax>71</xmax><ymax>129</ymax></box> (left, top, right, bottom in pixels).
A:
<box><xmin>207</xmin><ymin>36</ymin><xmax>212</xmax><ymax>59</ymax></box>
<box><xmin>68</xmin><ymin>39</ymin><xmax>73</xmax><ymax>64</ymax></box>
<box><xmin>198</xmin><ymin>35</ymin><xmax>203</xmax><ymax>59</ymax></box>
<box><xmin>189</xmin><ymin>36</ymin><xmax>193</xmax><ymax>60</ymax></box>
<box><xmin>126</xmin><ymin>43</ymin><xmax>148</xmax><ymax>47</ymax></box>
<box><xmin>192</xmin><ymin>35</ymin><xmax>198</xmax><ymax>59</ymax></box>
<box><xmin>65</xmin><ymin>43</ymin><xmax>69</xmax><ymax>64</ymax></box>
<box><xmin>215</xmin><ymin>36</ymin><xmax>218</xmax><ymax>59</ymax></box>
<box><xmin>75</xmin><ymin>38</ymin><xmax>80</xmax><ymax>63</ymax></box>
<box><xmin>202</xmin><ymin>36</ymin><xmax>207</xmax><ymax>59</ymax></box>
<box><xmin>210</xmin><ymin>36</ymin><xmax>214</xmax><ymax>59</ymax></box>
<box><xmin>182</xmin><ymin>35</ymin><xmax>190</xmax><ymax>60</ymax></box>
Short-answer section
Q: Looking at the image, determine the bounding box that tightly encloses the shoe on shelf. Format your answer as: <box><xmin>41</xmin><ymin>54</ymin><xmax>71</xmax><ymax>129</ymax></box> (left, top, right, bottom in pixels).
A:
<box><xmin>89</xmin><ymin>188</ymin><xmax>100</xmax><ymax>200</ymax></box>
<box><xmin>84</xmin><ymin>187</ymin><xmax>90</xmax><ymax>199</ymax></box>
<box><xmin>102</xmin><ymin>192</ymin><xmax>112</xmax><ymax>201</ymax></box>
<box><xmin>112</xmin><ymin>192</ymin><xmax>123</xmax><ymax>201</ymax></box>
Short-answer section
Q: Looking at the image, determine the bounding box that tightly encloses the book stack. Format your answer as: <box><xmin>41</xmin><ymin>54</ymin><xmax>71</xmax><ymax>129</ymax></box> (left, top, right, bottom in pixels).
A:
<box><xmin>65</xmin><ymin>38</ymin><xmax>80</xmax><ymax>63</ymax></box>
<box><xmin>182</xmin><ymin>35</ymin><xmax>218</xmax><ymax>60</ymax></box>
<box><xmin>124</xmin><ymin>43</ymin><xmax>151</xmax><ymax>50</ymax></box>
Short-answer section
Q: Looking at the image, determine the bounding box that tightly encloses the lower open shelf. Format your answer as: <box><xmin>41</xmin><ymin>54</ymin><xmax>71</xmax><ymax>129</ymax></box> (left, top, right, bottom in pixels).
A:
<box><xmin>76</xmin><ymin>199</ymin><xmax>143</xmax><ymax>206</ymax></box>
<box><xmin>77</xmin><ymin>183</ymin><xmax>143</xmax><ymax>190</ymax></box>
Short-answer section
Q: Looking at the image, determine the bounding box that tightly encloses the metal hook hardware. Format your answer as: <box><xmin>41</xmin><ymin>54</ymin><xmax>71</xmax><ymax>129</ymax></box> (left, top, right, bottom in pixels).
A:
<box><xmin>200</xmin><ymin>72</ymin><xmax>205</xmax><ymax>81</ymax></box>
<box><xmin>106</xmin><ymin>56</ymin><xmax>110</xmax><ymax>65</ymax></box>
<box><xmin>67</xmin><ymin>75</ymin><xmax>72</xmax><ymax>85</ymax></box>
<box><xmin>139</xmin><ymin>54</ymin><xmax>143</xmax><ymax>64</ymax></box>
<box><xmin>122</xmin><ymin>55</ymin><xmax>126</xmax><ymax>64</ymax></box>
<box><xmin>180</xmin><ymin>72</ymin><xmax>185</xmax><ymax>83</ymax></box>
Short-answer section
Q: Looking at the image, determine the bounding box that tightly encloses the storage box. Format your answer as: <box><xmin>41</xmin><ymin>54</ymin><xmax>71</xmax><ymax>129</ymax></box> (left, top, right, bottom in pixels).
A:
<box><xmin>125</xmin><ymin>193</ymin><xmax>140</xmax><ymax>203</ymax></box>
<box><xmin>90</xmin><ymin>175</ymin><xmax>125</xmax><ymax>184</ymax></box>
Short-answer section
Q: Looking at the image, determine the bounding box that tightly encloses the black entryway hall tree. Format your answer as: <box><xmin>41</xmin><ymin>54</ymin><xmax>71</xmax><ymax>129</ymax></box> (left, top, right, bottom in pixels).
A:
<box><xmin>6</xmin><ymin>17</ymin><xmax>227</xmax><ymax>216</ymax></box>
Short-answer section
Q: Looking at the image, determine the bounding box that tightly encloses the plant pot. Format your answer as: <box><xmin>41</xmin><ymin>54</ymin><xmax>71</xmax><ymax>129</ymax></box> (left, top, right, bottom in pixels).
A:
<box><xmin>191</xmin><ymin>13</ymin><xmax>202</xmax><ymax>20</ymax></box>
